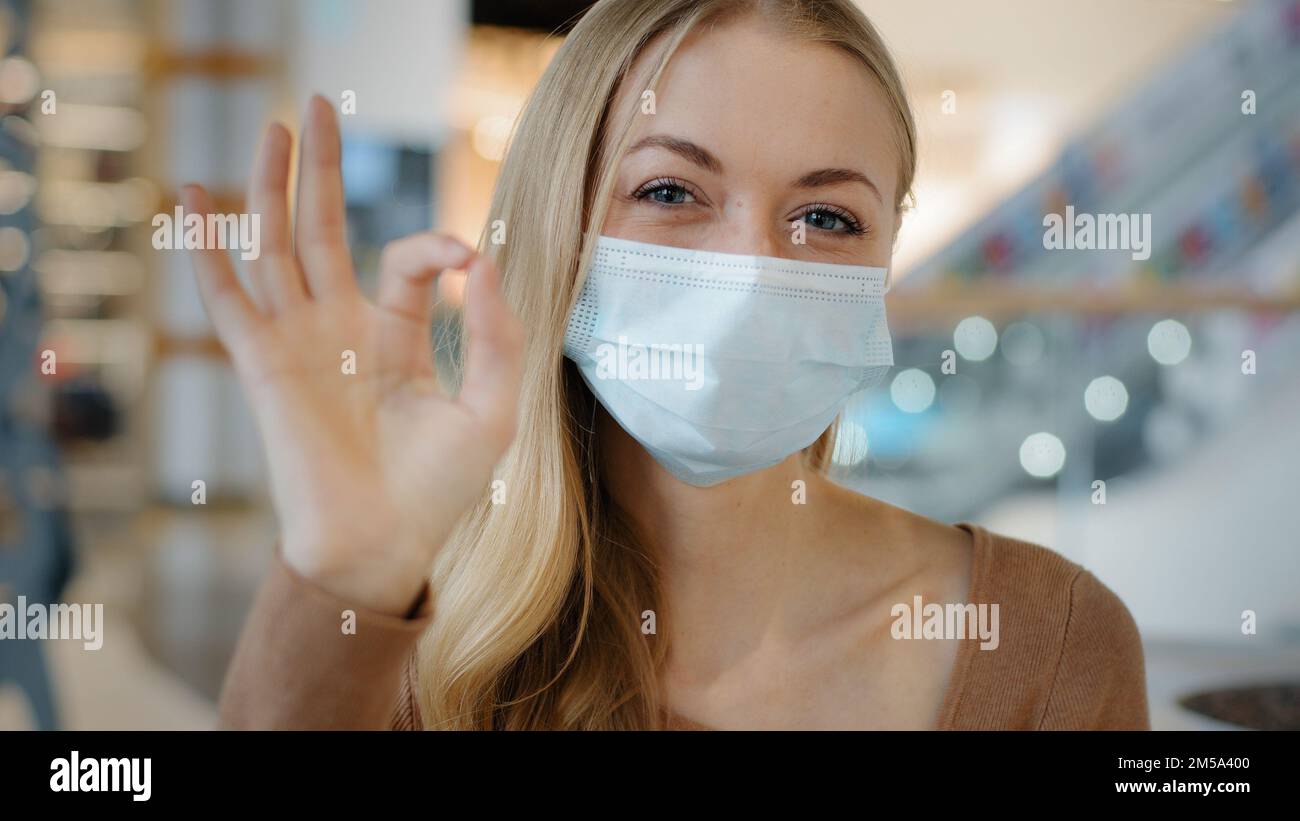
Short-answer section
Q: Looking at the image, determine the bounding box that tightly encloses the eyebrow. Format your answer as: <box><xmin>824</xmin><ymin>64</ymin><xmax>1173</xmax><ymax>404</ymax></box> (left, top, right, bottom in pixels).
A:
<box><xmin>627</xmin><ymin>134</ymin><xmax>723</xmax><ymax>174</ymax></box>
<box><xmin>627</xmin><ymin>133</ymin><xmax>882</xmax><ymax>204</ymax></box>
<box><xmin>793</xmin><ymin>167</ymin><xmax>883</xmax><ymax>204</ymax></box>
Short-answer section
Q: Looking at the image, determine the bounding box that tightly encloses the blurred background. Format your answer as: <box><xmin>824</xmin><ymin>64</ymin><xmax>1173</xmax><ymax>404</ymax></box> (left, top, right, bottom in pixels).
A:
<box><xmin>1</xmin><ymin>0</ymin><xmax>1297</xmax><ymax>730</ymax></box>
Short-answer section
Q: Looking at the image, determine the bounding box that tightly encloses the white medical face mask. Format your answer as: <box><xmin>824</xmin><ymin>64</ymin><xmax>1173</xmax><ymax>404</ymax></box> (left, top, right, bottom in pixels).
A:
<box><xmin>563</xmin><ymin>235</ymin><xmax>894</xmax><ymax>486</ymax></box>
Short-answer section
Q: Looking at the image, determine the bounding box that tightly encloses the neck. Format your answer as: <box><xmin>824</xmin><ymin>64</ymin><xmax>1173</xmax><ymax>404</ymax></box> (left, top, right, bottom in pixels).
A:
<box><xmin>598</xmin><ymin>410</ymin><xmax>847</xmax><ymax>689</ymax></box>
<box><xmin>599</xmin><ymin>411</ymin><xmax>816</xmax><ymax>574</ymax></box>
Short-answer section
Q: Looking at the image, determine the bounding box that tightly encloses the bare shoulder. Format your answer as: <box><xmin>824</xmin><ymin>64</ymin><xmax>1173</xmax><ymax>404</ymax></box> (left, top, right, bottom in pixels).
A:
<box><xmin>813</xmin><ymin>477</ymin><xmax>972</xmax><ymax>578</ymax></box>
<box><xmin>807</xmin><ymin>480</ymin><xmax>1148</xmax><ymax>728</ymax></box>
<box><xmin>813</xmin><ymin>478</ymin><xmax>1140</xmax><ymax>655</ymax></box>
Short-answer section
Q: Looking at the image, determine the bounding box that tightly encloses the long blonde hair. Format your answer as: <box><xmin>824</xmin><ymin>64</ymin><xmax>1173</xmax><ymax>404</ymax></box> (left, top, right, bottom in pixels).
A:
<box><xmin>418</xmin><ymin>0</ymin><xmax>918</xmax><ymax>729</ymax></box>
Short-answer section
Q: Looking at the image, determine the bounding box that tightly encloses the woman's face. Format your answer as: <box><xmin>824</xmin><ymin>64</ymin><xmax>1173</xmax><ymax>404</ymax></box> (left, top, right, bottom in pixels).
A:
<box><xmin>600</xmin><ymin>14</ymin><xmax>902</xmax><ymax>268</ymax></box>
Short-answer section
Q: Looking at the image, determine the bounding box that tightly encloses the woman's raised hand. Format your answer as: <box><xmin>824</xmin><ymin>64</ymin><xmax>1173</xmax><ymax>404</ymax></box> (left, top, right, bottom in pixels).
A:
<box><xmin>183</xmin><ymin>96</ymin><xmax>523</xmax><ymax>616</ymax></box>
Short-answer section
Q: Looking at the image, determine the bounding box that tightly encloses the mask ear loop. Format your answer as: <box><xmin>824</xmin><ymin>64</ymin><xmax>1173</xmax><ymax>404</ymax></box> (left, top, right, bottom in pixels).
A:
<box><xmin>883</xmin><ymin>266</ymin><xmax>893</xmax><ymax>294</ymax></box>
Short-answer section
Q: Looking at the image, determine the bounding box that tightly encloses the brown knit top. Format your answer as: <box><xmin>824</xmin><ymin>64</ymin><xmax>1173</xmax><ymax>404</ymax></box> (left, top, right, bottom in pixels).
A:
<box><xmin>216</xmin><ymin>522</ymin><xmax>1150</xmax><ymax>730</ymax></box>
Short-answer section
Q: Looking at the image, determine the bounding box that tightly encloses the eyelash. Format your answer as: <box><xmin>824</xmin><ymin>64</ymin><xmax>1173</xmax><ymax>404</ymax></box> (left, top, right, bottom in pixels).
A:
<box><xmin>631</xmin><ymin>177</ymin><xmax>700</xmax><ymax>206</ymax></box>
<box><xmin>794</xmin><ymin>202</ymin><xmax>868</xmax><ymax>237</ymax></box>
<box><xmin>630</xmin><ymin>178</ymin><xmax>868</xmax><ymax>237</ymax></box>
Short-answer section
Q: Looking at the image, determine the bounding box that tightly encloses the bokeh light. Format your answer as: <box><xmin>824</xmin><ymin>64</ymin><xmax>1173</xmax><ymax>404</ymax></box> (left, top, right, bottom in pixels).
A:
<box><xmin>1084</xmin><ymin>375</ymin><xmax>1130</xmax><ymax>421</ymax></box>
<box><xmin>1019</xmin><ymin>432</ymin><xmax>1066</xmax><ymax>478</ymax></box>
<box><xmin>1148</xmin><ymin>318</ymin><xmax>1192</xmax><ymax>365</ymax></box>
<box><xmin>890</xmin><ymin>368</ymin><xmax>936</xmax><ymax>413</ymax></box>
<box><xmin>1000</xmin><ymin>320</ymin><xmax>1045</xmax><ymax>366</ymax></box>
<box><xmin>954</xmin><ymin>315</ymin><xmax>998</xmax><ymax>361</ymax></box>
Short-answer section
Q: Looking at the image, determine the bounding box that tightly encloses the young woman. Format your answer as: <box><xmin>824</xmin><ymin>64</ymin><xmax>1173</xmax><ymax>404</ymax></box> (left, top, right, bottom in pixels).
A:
<box><xmin>186</xmin><ymin>0</ymin><xmax>1149</xmax><ymax>730</ymax></box>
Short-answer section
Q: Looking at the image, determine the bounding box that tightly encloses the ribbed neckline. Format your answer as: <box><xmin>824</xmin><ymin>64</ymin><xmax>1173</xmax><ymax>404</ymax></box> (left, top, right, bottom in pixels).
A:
<box><xmin>662</xmin><ymin>521</ymin><xmax>991</xmax><ymax>731</ymax></box>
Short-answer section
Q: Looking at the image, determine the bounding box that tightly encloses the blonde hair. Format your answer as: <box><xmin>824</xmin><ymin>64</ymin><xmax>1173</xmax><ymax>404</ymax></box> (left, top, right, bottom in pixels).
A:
<box><xmin>418</xmin><ymin>0</ymin><xmax>917</xmax><ymax>729</ymax></box>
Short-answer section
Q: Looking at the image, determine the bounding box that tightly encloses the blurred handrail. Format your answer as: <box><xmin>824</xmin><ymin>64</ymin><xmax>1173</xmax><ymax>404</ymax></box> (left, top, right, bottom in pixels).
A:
<box><xmin>148</xmin><ymin>280</ymin><xmax>1300</xmax><ymax>362</ymax></box>
<box><xmin>144</xmin><ymin>49</ymin><xmax>276</xmax><ymax>79</ymax></box>
<box><xmin>887</xmin><ymin>281</ymin><xmax>1300</xmax><ymax>326</ymax></box>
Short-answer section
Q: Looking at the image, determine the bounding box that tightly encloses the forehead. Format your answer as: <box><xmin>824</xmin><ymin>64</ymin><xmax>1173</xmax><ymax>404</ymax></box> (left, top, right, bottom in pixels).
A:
<box><xmin>610</xmin><ymin>14</ymin><xmax>900</xmax><ymax>203</ymax></box>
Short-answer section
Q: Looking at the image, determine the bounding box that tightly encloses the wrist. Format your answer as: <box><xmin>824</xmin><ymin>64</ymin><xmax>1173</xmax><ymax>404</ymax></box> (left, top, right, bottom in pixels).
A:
<box><xmin>281</xmin><ymin>538</ymin><xmax>430</xmax><ymax>618</ymax></box>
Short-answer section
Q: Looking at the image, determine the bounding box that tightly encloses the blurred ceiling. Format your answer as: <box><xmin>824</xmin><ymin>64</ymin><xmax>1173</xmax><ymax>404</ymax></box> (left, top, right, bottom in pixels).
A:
<box><xmin>860</xmin><ymin>0</ymin><xmax>1241</xmax><ymax>272</ymax></box>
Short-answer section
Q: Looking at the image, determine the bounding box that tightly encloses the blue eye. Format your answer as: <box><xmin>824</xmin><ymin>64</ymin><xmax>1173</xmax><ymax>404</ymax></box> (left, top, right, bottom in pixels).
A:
<box><xmin>649</xmin><ymin>185</ymin><xmax>690</xmax><ymax>204</ymax></box>
<box><xmin>633</xmin><ymin>177</ymin><xmax>696</xmax><ymax>206</ymax></box>
<box><xmin>799</xmin><ymin>205</ymin><xmax>866</xmax><ymax>236</ymax></box>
